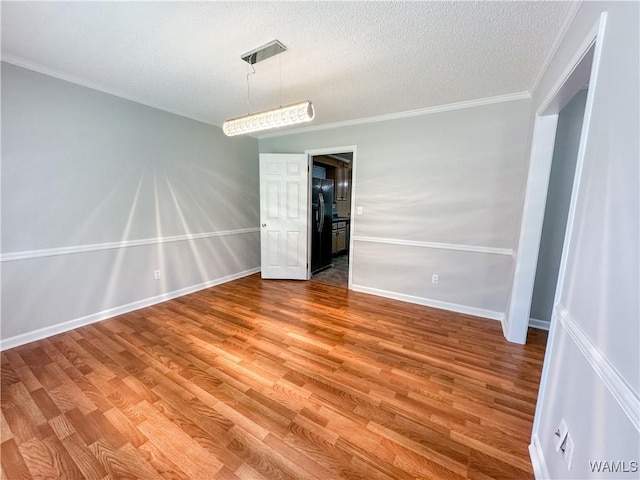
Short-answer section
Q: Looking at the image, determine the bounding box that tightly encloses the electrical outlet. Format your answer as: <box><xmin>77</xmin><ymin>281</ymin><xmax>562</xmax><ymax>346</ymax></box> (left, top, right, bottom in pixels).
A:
<box><xmin>554</xmin><ymin>419</ymin><xmax>569</xmax><ymax>451</ymax></box>
<box><xmin>432</xmin><ymin>274</ymin><xmax>439</xmax><ymax>284</ymax></box>
<box><xmin>562</xmin><ymin>433</ymin><xmax>574</xmax><ymax>470</ymax></box>
<box><xmin>154</xmin><ymin>270</ymin><xmax>161</xmax><ymax>280</ymax></box>
<box><xmin>357</xmin><ymin>206</ymin><xmax>363</xmax><ymax>215</ymax></box>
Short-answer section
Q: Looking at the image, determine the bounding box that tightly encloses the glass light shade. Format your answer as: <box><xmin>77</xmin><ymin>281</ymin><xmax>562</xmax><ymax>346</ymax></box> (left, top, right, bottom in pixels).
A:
<box><xmin>223</xmin><ymin>101</ymin><xmax>315</xmax><ymax>136</ymax></box>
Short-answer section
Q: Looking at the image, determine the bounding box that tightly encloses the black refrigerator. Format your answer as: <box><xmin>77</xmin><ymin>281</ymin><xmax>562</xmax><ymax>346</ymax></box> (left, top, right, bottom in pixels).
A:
<box><xmin>311</xmin><ymin>178</ymin><xmax>333</xmax><ymax>273</ymax></box>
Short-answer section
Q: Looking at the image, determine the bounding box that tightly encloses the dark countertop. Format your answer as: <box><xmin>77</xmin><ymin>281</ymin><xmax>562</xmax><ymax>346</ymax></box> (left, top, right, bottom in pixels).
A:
<box><xmin>332</xmin><ymin>217</ymin><xmax>350</xmax><ymax>222</ymax></box>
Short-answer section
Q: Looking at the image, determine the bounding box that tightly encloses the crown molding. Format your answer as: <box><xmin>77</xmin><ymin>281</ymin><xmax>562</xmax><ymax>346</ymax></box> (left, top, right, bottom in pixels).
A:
<box><xmin>530</xmin><ymin>1</ymin><xmax>583</xmax><ymax>95</ymax></box>
<box><xmin>1</xmin><ymin>54</ymin><xmax>220</xmax><ymax>128</ymax></box>
<box><xmin>2</xmin><ymin>55</ymin><xmax>531</xmax><ymax>141</ymax></box>
<box><xmin>258</xmin><ymin>91</ymin><xmax>531</xmax><ymax>139</ymax></box>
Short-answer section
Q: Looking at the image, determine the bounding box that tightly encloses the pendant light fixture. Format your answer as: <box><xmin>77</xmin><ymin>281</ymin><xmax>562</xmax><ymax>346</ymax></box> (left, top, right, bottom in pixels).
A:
<box><xmin>223</xmin><ymin>40</ymin><xmax>315</xmax><ymax>136</ymax></box>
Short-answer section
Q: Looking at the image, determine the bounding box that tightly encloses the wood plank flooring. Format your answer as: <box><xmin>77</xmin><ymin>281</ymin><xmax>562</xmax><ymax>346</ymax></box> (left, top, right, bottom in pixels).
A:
<box><xmin>1</xmin><ymin>274</ymin><xmax>548</xmax><ymax>479</ymax></box>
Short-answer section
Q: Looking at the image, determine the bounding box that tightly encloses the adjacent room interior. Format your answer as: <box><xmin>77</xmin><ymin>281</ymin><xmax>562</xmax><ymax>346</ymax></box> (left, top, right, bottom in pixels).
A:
<box><xmin>1</xmin><ymin>2</ymin><xmax>638</xmax><ymax>479</ymax></box>
<box><xmin>310</xmin><ymin>152</ymin><xmax>353</xmax><ymax>288</ymax></box>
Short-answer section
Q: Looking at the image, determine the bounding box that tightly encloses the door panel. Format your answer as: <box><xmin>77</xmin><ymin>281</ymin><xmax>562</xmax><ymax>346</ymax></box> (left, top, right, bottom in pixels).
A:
<box><xmin>286</xmin><ymin>231</ymin><xmax>300</xmax><ymax>266</ymax></box>
<box><xmin>260</xmin><ymin>153</ymin><xmax>309</xmax><ymax>279</ymax></box>
<box><xmin>266</xmin><ymin>231</ymin><xmax>280</xmax><ymax>267</ymax></box>
<box><xmin>267</xmin><ymin>182</ymin><xmax>280</xmax><ymax>218</ymax></box>
<box><xmin>286</xmin><ymin>182</ymin><xmax>300</xmax><ymax>218</ymax></box>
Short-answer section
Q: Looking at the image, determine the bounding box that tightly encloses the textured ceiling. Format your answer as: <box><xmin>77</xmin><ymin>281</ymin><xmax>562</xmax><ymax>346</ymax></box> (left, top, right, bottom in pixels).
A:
<box><xmin>1</xmin><ymin>1</ymin><xmax>575</xmax><ymax>133</ymax></box>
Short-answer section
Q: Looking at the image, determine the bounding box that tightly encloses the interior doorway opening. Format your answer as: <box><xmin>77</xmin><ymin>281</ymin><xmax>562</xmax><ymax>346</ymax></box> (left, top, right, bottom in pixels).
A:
<box><xmin>529</xmin><ymin>87</ymin><xmax>588</xmax><ymax>330</ymax></box>
<box><xmin>506</xmin><ymin>17</ymin><xmax>602</xmax><ymax>345</ymax></box>
<box><xmin>308</xmin><ymin>150</ymin><xmax>354</xmax><ymax>288</ymax></box>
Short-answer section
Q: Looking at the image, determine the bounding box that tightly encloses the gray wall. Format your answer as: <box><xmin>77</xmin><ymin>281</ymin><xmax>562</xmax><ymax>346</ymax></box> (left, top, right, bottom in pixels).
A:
<box><xmin>530</xmin><ymin>89</ymin><xmax>587</xmax><ymax>325</ymax></box>
<box><xmin>530</xmin><ymin>2</ymin><xmax>639</xmax><ymax>478</ymax></box>
<box><xmin>261</xmin><ymin>98</ymin><xmax>532</xmax><ymax>319</ymax></box>
<box><xmin>1</xmin><ymin>63</ymin><xmax>260</xmax><ymax>345</ymax></box>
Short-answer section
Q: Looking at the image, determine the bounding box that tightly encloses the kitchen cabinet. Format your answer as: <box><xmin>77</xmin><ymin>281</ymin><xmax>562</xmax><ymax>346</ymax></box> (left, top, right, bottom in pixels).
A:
<box><xmin>332</xmin><ymin>220</ymin><xmax>348</xmax><ymax>254</ymax></box>
<box><xmin>335</xmin><ymin>165</ymin><xmax>351</xmax><ymax>201</ymax></box>
<box><xmin>337</xmin><ymin>227</ymin><xmax>346</xmax><ymax>251</ymax></box>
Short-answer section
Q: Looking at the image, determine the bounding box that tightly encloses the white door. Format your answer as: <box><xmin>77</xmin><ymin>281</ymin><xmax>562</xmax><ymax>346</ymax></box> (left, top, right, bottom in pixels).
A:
<box><xmin>259</xmin><ymin>153</ymin><xmax>309</xmax><ymax>279</ymax></box>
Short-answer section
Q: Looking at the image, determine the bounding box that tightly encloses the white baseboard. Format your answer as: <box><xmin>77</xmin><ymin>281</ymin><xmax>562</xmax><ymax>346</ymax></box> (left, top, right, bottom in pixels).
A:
<box><xmin>529</xmin><ymin>317</ymin><xmax>551</xmax><ymax>330</ymax></box>
<box><xmin>501</xmin><ymin>316</ymin><xmax>509</xmax><ymax>337</ymax></box>
<box><xmin>0</xmin><ymin>267</ymin><xmax>260</xmax><ymax>351</ymax></box>
<box><xmin>350</xmin><ymin>284</ymin><xmax>504</xmax><ymax>322</ymax></box>
<box><xmin>529</xmin><ymin>434</ymin><xmax>550</xmax><ymax>480</ymax></box>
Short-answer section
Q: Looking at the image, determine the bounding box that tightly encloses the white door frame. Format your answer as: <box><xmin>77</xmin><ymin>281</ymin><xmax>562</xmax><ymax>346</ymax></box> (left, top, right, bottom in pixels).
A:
<box><xmin>506</xmin><ymin>14</ymin><xmax>607</xmax><ymax>346</ymax></box>
<box><xmin>525</xmin><ymin>15</ymin><xmax>609</xmax><ymax>478</ymax></box>
<box><xmin>305</xmin><ymin>145</ymin><xmax>358</xmax><ymax>287</ymax></box>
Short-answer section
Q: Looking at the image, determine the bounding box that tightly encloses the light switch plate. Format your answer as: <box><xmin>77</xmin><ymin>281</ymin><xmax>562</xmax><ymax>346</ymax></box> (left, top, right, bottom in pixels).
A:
<box><xmin>554</xmin><ymin>418</ymin><xmax>569</xmax><ymax>451</ymax></box>
<box><xmin>563</xmin><ymin>433</ymin><xmax>574</xmax><ymax>470</ymax></box>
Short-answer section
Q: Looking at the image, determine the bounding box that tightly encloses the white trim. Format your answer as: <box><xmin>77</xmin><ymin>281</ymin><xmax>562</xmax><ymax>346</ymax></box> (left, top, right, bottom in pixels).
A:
<box><xmin>500</xmin><ymin>316</ymin><xmax>508</xmax><ymax>338</ymax></box>
<box><xmin>507</xmin><ymin>13</ymin><xmax>607</xmax><ymax>345</ymax></box>
<box><xmin>0</xmin><ymin>267</ymin><xmax>260</xmax><ymax>351</ymax></box>
<box><xmin>351</xmin><ymin>284</ymin><xmax>504</xmax><ymax>322</ymax></box>
<box><xmin>556</xmin><ymin>305</ymin><xmax>640</xmax><ymax>431</ymax></box>
<box><xmin>306</xmin><ymin>154</ymin><xmax>314</xmax><ymax>280</ymax></box>
<box><xmin>353</xmin><ymin>235</ymin><xmax>514</xmax><ymax>257</ymax></box>
<box><xmin>538</xmin><ymin>17</ymin><xmax>601</xmax><ymax>116</ymax></box>
<box><xmin>2</xmin><ymin>56</ymin><xmax>530</xmax><ymax>141</ymax></box>
<box><xmin>305</xmin><ymin>145</ymin><xmax>358</xmax><ymax>289</ymax></box>
<box><xmin>347</xmin><ymin>147</ymin><xmax>358</xmax><ymax>290</ymax></box>
<box><xmin>544</xmin><ymin>13</ymin><xmax>607</xmax><ymax>333</ymax></box>
<box><xmin>529</xmin><ymin>318</ymin><xmax>550</xmax><ymax>331</ymax></box>
<box><xmin>506</xmin><ymin>114</ymin><xmax>559</xmax><ymax>343</ymax></box>
<box><xmin>530</xmin><ymin>14</ymin><xmax>608</xmax><ymax>434</ymax></box>
<box><xmin>531</xmin><ymin>302</ymin><xmax>560</xmax><ymax>434</ymax></box>
<box><xmin>305</xmin><ymin>146</ymin><xmax>357</xmax><ymax>157</ymax></box>
<box><xmin>0</xmin><ymin>228</ymin><xmax>259</xmax><ymax>262</ymax></box>
<box><xmin>1</xmin><ymin>55</ymin><xmax>218</xmax><ymax>128</ymax></box>
<box><xmin>529</xmin><ymin>434</ymin><xmax>550</xmax><ymax>480</ymax></box>
<box><xmin>259</xmin><ymin>92</ymin><xmax>531</xmax><ymax>139</ymax></box>
<box><xmin>529</xmin><ymin>1</ymin><xmax>583</xmax><ymax>96</ymax></box>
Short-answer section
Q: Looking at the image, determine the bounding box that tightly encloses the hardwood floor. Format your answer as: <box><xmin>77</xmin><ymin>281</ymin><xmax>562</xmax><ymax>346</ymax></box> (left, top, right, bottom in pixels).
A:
<box><xmin>1</xmin><ymin>274</ymin><xmax>547</xmax><ymax>479</ymax></box>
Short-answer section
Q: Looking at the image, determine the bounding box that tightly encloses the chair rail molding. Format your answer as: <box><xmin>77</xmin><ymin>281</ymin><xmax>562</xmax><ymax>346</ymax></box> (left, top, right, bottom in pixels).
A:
<box><xmin>556</xmin><ymin>305</ymin><xmax>640</xmax><ymax>431</ymax></box>
<box><xmin>1</xmin><ymin>228</ymin><xmax>260</xmax><ymax>262</ymax></box>
<box><xmin>352</xmin><ymin>236</ymin><xmax>514</xmax><ymax>257</ymax></box>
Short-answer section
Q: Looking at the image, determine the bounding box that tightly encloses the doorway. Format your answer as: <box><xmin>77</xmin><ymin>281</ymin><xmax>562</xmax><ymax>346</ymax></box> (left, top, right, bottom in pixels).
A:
<box><xmin>529</xmin><ymin>88</ymin><xmax>588</xmax><ymax>330</ymax></box>
<box><xmin>506</xmin><ymin>13</ymin><xmax>605</xmax><ymax>345</ymax></box>
<box><xmin>306</xmin><ymin>147</ymin><xmax>356</xmax><ymax>288</ymax></box>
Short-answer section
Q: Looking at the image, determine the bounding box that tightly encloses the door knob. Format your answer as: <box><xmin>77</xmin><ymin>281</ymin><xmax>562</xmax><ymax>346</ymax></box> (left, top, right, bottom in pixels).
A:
<box><xmin>262</xmin><ymin>223</ymin><xmax>267</xmax><ymax>227</ymax></box>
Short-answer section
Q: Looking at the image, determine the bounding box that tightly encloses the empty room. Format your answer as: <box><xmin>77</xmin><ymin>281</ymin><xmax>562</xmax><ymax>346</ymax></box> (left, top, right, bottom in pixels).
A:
<box><xmin>1</xmin><ymin>1</ymin><xmax>638</xmax><ymax>479</ymax></box>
